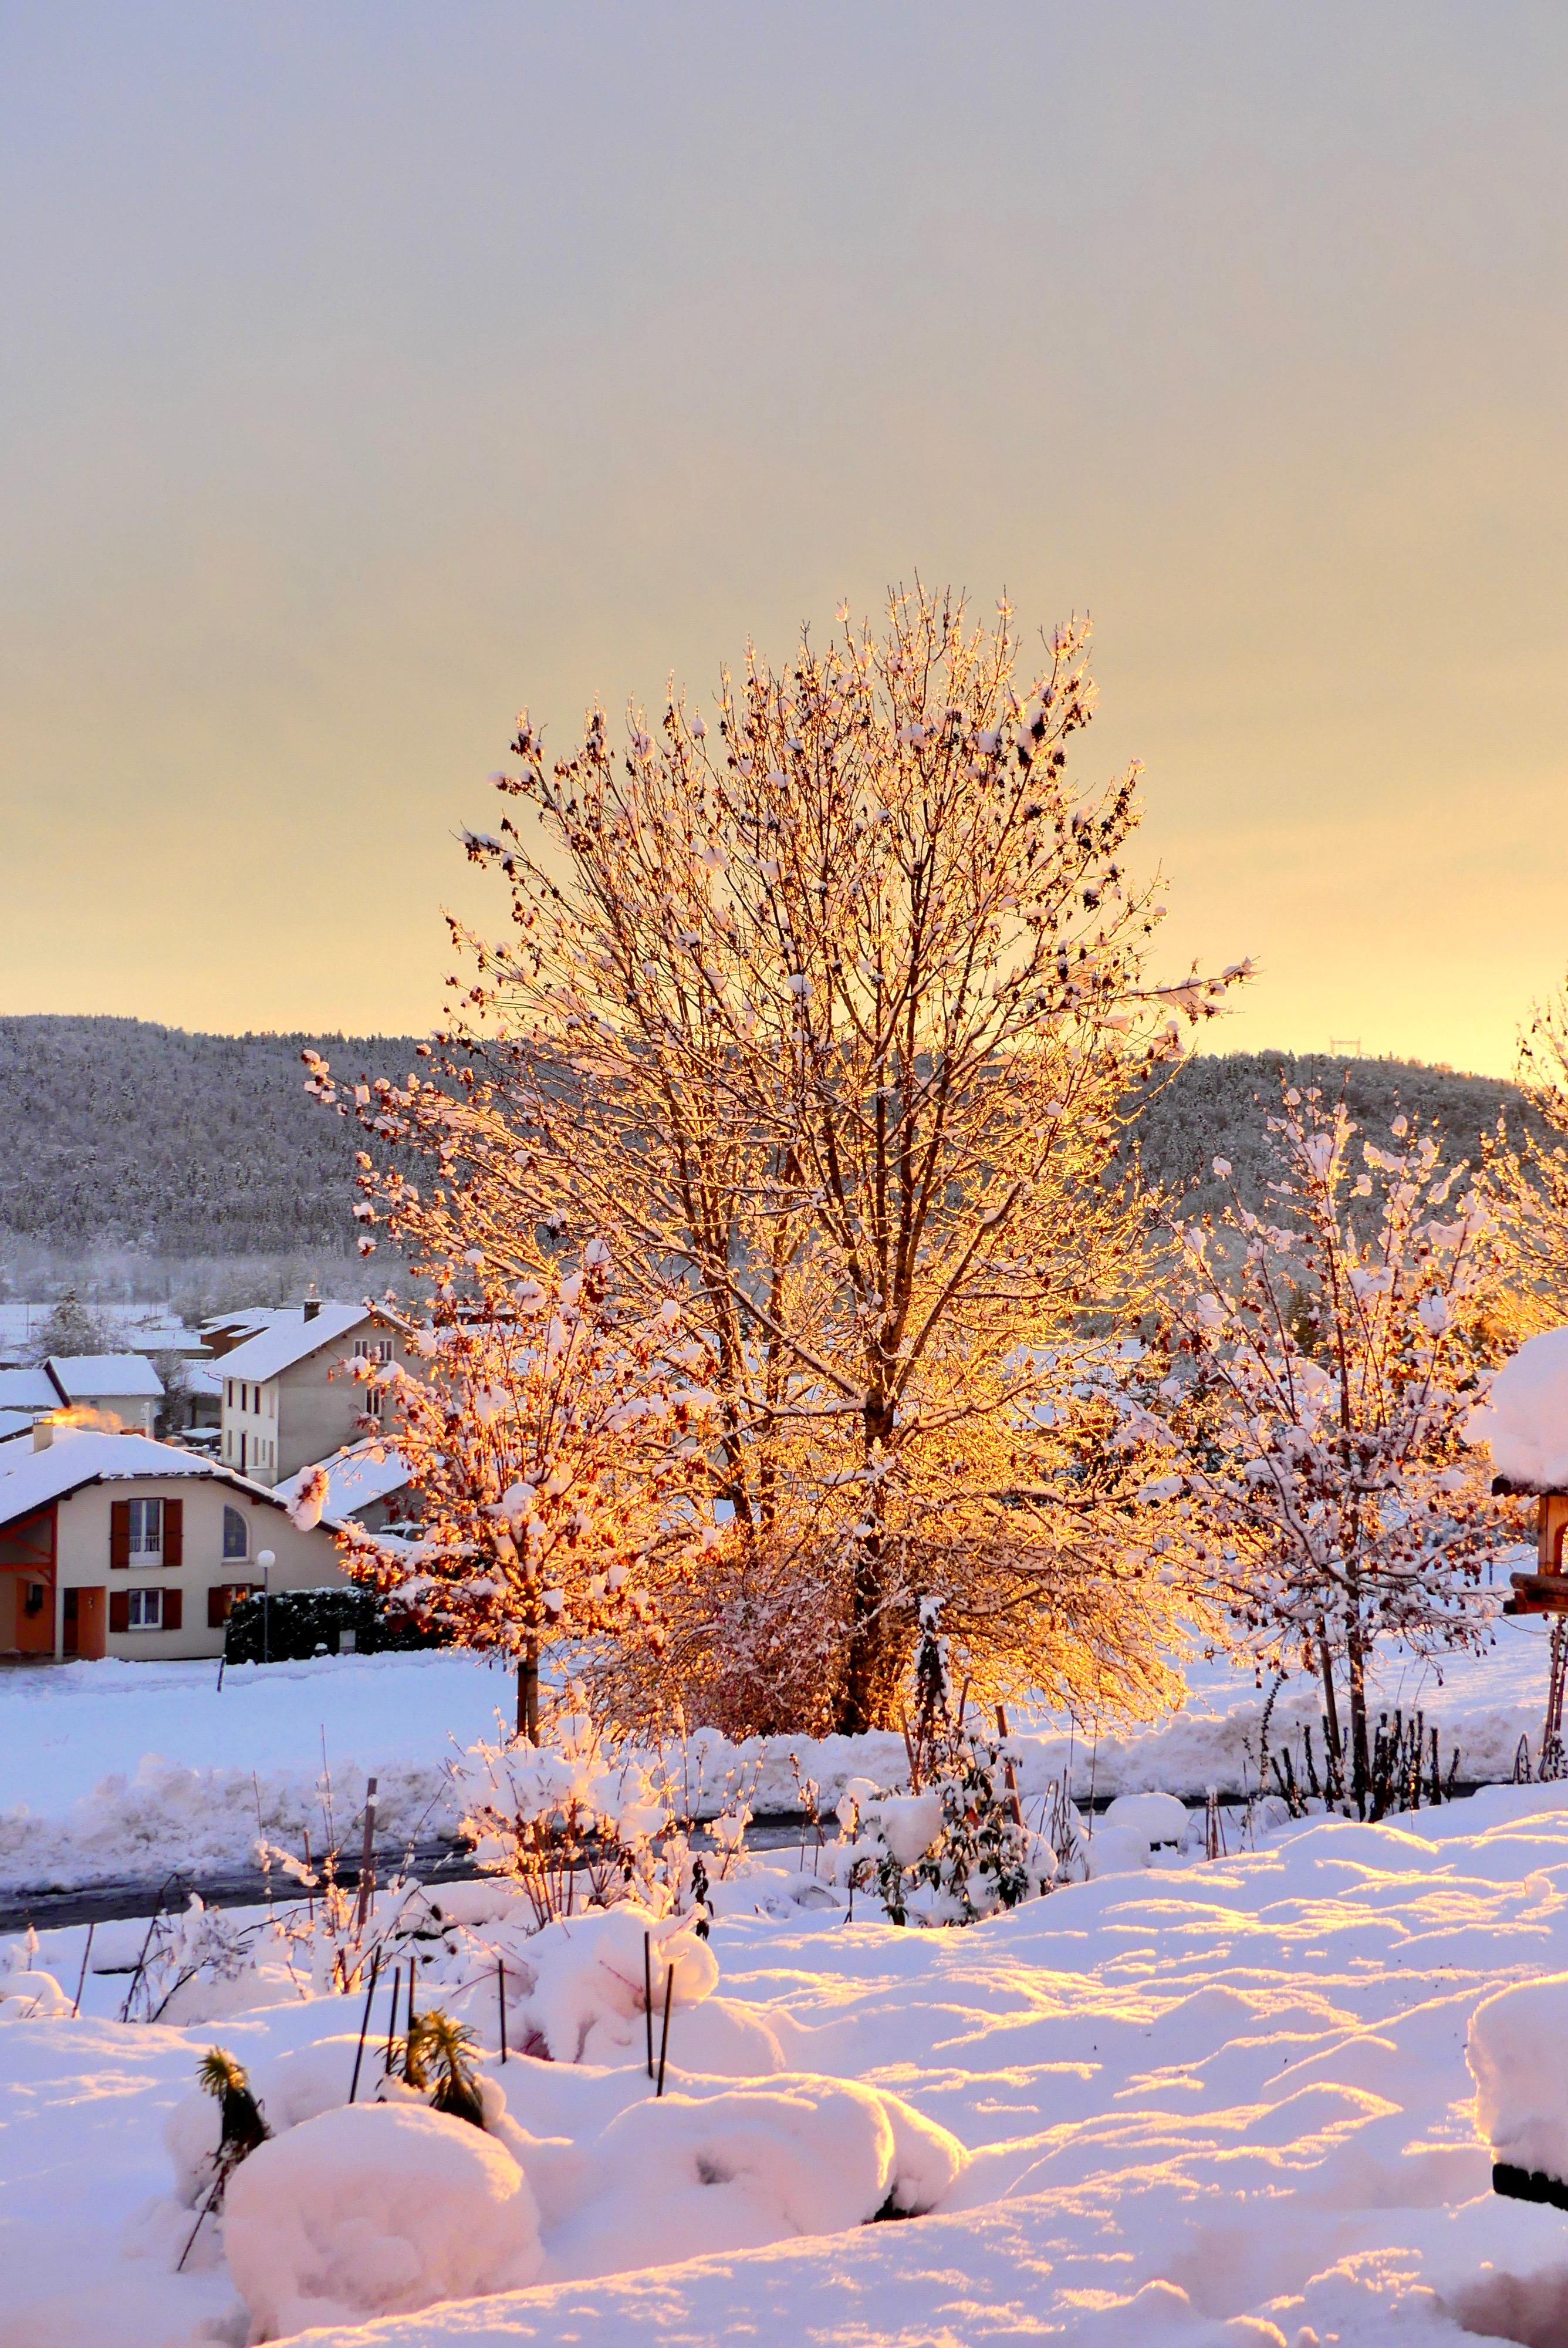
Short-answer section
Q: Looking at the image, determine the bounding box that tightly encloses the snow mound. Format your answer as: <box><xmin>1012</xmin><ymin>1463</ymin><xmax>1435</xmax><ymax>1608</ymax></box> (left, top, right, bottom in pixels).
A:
<box><xmin>1469</xmin><ymin>1325</ymin><xmax>1568</xmax><ymax>1490</ymax></box>
<box><xmin>505</xmin><ymin>1904</ymin><xmax>719</xmax><ymax>2066</ymax></box>
<box><xmin>540</xmin><ymin>2077</ymin><xmax>967</xmax><ymax>2279</ymax></box>
<box><xmin>221</xmin><ymin>2100</ymin><xmax>542</xmax><ymax>2339</ymax></box>
<box><xmin>870</xmin><ymin>1790</ymin><xmax>944</xmax><ymax>1867</ymax></box>
<box><xmin>1083</xmin><ymin>1823</ymin><xmax>1151</xmax><ymax>1877</ymax></box>
<box><xmin>1468</xmin><ymin>1972</ymin><xmax>1568</xmax><ymax>2182</ymax></box>
<box><xmin>0</xmin><ymin>1969</ymin><xmax>68</xmax><ymax>2018</ymax></box>
<box><xmin>1104</xmin><ymin>1790</ymin><xmax>1189</xmax><ymax>1846</ymax></box>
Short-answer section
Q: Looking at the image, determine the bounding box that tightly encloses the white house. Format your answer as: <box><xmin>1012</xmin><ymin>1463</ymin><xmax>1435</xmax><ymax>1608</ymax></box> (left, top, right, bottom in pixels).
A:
<box><xmin>43</xmin><ymin>1354</ymin><xmax>164</xmax><ymax>1435</ymax></box>
<box><xmin>0</xmin><ymin>1357</ymin><xmax>165</xmax><ymax>1436</ymax></box>
<box><xmin>0</xmin><ymin>1422</ymin><xmax>349</xmax><ymax>1661</ymax></box>
<box><xmin>217</xmin><ymin>1301</ymin><xmax>418</xmax><ymax>1485</ymax></box>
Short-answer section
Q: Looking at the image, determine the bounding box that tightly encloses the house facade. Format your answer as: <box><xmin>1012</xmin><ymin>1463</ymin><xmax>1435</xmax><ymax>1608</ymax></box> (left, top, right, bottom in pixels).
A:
<box><xmin>0</xmin><ymin>1424</ymin><xmax>349</xmax><ymax>1661</ymax></box>
<box><xmin>218</xmin><ymin>1301</ymin><xmax>415</xmax><ymax>1485</ymax></box>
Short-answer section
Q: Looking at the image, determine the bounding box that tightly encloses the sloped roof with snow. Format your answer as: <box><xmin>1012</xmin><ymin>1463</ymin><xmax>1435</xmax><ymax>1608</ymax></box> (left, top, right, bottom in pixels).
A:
<box><xmin>1470</xmin><ymin>1325</ymin><xmax>1568</xmax><ymax>1492</ymax></box>
<box><xmin>46</xmin><ymin>1354</ymin><xmax>164</xmax><ymax>1402</ymax></box>
<box><xmin>211</xmin><ymin>1303</ymin><xmax>371</xmax><ymax>1384</ymax></box>
<box><xmin>0</xmin><ymin>1428</ymin><xmax>286</xmax><ymax>1529</ymax></box>
<box><xmin>0</xmin><ymin>1368</ymin><xmax>58</xmax><ymax>1412</ymax></box>
<box><xmin>275</xmin><ymin>1440</ymin><xmax>412</xmax><ymax>1525</ymax></box>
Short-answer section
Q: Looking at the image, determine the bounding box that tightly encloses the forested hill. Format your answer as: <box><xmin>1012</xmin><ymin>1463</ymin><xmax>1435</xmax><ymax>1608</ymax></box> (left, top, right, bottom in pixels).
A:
<box><xmin>1131</xmin><ymin>1050</ymin><xmax>1531</xmax><ymax>1219</ymax></box>
<box><xmin>0</xmin><ymin>1016</ymin><xmax>421</xmax><ymax>1256</ymax></box>
<box><xmin>0</xmin><ymin>1017</ymin><xmax>1532</xmax><ymax>1260</ymax></box>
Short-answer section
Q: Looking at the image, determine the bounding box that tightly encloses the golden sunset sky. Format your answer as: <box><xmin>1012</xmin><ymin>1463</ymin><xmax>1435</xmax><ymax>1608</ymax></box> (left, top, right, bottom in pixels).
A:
<box><xmin>2</xmin><ymin>5</ymin><xmax>1564</xmax><ymax>1073</ymax></box>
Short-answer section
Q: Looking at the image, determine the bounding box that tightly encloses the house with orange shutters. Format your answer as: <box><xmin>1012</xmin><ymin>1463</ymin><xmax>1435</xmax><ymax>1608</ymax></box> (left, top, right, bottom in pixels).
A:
<box><xmin>0</xmin><ymin>1419</ymin><xmax>349</xmax><ymax>1661</ymax></box>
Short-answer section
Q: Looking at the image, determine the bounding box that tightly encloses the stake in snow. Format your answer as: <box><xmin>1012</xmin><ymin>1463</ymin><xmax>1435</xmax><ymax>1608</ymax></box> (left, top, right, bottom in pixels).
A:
<box><xmin>315</xmin><ymin>587</ymin><xmax>1248</xmax><ymax>1737</ymax></box>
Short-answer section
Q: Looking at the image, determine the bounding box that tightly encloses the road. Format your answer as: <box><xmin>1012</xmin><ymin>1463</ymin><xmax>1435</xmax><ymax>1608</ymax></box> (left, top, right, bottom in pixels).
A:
<box><xmin>0</xmin><ymin>1818</ymin><xmax>823</xmax><ymax>1935</ymax></box>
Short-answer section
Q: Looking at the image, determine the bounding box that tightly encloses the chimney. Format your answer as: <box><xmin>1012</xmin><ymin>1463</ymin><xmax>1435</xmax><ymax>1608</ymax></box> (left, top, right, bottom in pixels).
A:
<box><xmin>303</xmin><ymin>1284</ymin><xmax>321</xmax><ymax>1324</ymax></box>
<box><xmin>33</xmin><ymin>1416</ymin><xmax>55</xmax><ymax>1450</ymax></box>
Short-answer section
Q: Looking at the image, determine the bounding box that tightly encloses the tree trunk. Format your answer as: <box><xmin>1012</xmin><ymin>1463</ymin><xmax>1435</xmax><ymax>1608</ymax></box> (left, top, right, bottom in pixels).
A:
<box><xmin>840</xmin><ymin>1554</ymin><xmax>899</xmax><ymax>1733</ymax></box>
<box><xmin>1346</xmin><ymin>1623</ymin><xmax>1370</xmax><ymax>1819</ymax></box>
<box><xmin>1316</xmin><ymin>1622</ymin><xmax>1343</xmax><ymax>1789</ymax></box>
<box><xmin>516</xmin><ymin>1639</ymin><xmax>540</xmax><ymax>1745</ymax></box>
<box><xmin>838</xmin><ymin>1396</ymin><xmax>905</xmax><ymax>1733</ymax></box>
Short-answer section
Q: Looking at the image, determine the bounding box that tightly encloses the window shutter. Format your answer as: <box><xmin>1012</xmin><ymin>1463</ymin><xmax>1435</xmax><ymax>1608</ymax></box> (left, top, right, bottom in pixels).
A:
<box><xmin>208</xmin><ymin>1585</ymin><xmax>225</xmax><ymax>1628</ymax></box>
<box><xmin>110</xmin><ymin>1501</ymin><xmax>130</xmax><ymax>1570</ymax></box>
<box><xmin>163</xmin><ymin>1498</ymin><xmax>183</xmax><ymax>1567</ymax></box>
<box><xmin>109</xmin><ymin>1589</ymin><xmax>129</xmax><ymax>1632</ymax></box>
<box><xmin>163</xmin><ymin>1588</ymin><xmax>183</xmax><ymax>1632</ymax></box>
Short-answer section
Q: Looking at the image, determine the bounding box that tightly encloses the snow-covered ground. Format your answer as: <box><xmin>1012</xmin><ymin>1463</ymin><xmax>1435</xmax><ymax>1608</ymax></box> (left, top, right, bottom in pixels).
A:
<box><xmin>8</xmin><ymin>1786</ymin><xmax>1568</xmax><ymax>2345</ymax></box>
<box><xmin>0</xmin><ymin>1595</ymin><xmax>1550</xmax><ymax>1896</ymax></box>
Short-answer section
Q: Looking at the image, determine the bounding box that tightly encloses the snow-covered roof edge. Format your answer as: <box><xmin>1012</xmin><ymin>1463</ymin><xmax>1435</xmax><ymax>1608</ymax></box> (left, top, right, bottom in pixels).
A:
<box><xmin>208</xmin><ymin>1303</ymin><xmax>373</xmax><ymax>1385</ymax></box>
<box><xmin>0</xmin><ymin>1430</ymin><xmax>333</xmax><ymax>1531</ymax></box>
<box><xmin>1468</xmin><ymin>1325</ymin><xmax>1568</xmax><ymax>1495</ymax></box>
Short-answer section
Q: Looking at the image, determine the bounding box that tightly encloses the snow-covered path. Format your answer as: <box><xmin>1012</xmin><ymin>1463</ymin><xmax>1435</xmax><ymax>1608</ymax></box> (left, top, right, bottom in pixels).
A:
<box><xmin>9</xmin><ymin>1787</ymin><xmax>1568</xmax><ymax>2344</ymax></box>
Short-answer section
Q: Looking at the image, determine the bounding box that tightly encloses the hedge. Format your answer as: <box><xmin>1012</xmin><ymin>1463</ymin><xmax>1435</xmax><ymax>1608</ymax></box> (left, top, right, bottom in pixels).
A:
<box><xmin>222</xmin><ymin>1585</ymin><xmax>445</xmax><ymax>1664</ymax></box>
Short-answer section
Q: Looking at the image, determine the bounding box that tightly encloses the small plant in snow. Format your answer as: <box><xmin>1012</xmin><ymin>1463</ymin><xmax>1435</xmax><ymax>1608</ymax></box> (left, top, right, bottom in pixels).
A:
<box><xmin>457</xmin><ymin>1715</ymin><xmax>675</xmax><ymax>1928</ymax></box>
<box><xmin>178</xmin><ymin>2047</ymin><xmax>271</xmax><ymax>2267</ymax></box>
<box><xmin>847</xmin><ymin>1605</ymin><xmax>1053</xmax><ymax>1927</ymax></box>
<box><xmin>389</xmin><ymin>2009</ymin><xmax>486</xmax><ymax>2130</ymax></box>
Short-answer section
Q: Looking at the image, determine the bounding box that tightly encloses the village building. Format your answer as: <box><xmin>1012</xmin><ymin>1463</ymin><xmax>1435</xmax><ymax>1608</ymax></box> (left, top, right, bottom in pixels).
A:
<box><xmin>1471</xmin><ymin>1324</ymin><xmax>1568</xmax><ymax>1618</ymax></box>
<box><xmin>0</xmin><ymin>1421</ymin><xmax>349</xmax><ymax>1661</ymax></box>
<box><xmin>275</xmin><ymin>1437</ymin><xmax>415</xmax><ymax>1537</ymax></box>
<box><xmin>0</xmin><ymin>1355</ymin><xmax>165</xmax><ymax>1436</ymax></box>
<box><xmin>216</xmin><ymin>1300</ymin><xmax>416</xmax><ymax>1485</ymax></box>
<box><xmin>42</xmin><ymin>1353</ymin><xmax>165</xmax><ymax>1435</ymax></box>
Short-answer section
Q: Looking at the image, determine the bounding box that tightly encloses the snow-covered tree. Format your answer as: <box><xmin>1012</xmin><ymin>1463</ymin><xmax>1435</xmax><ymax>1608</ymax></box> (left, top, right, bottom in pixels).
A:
<box><xmin>1482</xmin><ymin>979</ymin><xmax>1568</xmax><ymax>1344</ymax></box>
<box><xmin>319</xmin><ymin>588</ymin><xmax>1247</xmax><ymax>1735</ymax></box>
<box><xmin>1160</xmin><ymin>1088</ymin><xmax>1521</xmax><ymax>1811</ymax></box>
<box><xmin>31</xmin><ymin>1288</ymin><xmax>109</xmax><ymax>1361</ymax></box>
<box><xmin>323</xmin><ymin>1246</ymin><xmax>712</xmax><ymax>1739</ymax></box>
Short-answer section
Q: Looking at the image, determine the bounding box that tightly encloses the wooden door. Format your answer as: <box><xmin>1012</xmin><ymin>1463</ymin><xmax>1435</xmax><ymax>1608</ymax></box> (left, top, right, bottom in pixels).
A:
<box><xmin>73</xmin><ymin>1586</ymin><xmax>107</xmax><ymax>1660</ymax></box>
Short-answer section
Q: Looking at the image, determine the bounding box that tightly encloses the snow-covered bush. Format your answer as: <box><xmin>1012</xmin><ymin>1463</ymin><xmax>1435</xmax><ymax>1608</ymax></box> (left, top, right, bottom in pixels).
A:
<box><xmin>123</xmin><ymin>1895</ymin><xmax>264</xmax><ymax>2025</ymax></box>
<box><xmin>839</xmin><ymin>1607</ymin><xmax>1053</xmax><ymax>1926</ymax></box>
<box><xmin>1468</xmin><ymin>1973</ymin><xmax>1568</xmax><ymax>2190</ymax></box>
<box><xmin>456</xmin><ymin>1715</ymin><xmax>758</xmax><ymax>1932</ymax></box>
<box><xmin>222</xmin><ymin>2100</ymin><xmax>543</xmax><ymax>2337</ymax></box>
<box><xmin>456</xmin><ymin>1716</ymin><xmax>678</xmax><ymax>1928</ymax></box>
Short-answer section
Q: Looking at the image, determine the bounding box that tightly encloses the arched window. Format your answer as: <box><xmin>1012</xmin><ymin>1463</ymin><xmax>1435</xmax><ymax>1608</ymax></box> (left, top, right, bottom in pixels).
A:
<box><xmin>223</xmin><ymin>1505</ymin><xmax>249</xmax><ymax>1560</ymax></box>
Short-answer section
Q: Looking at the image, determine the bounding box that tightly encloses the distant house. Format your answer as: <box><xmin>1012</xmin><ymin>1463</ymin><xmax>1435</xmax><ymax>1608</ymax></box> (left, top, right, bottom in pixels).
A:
<box><xmin>217</xmin><ymin>1301</ymin><xmax>419</xmax><ymax>1485</ymax></box>
<box><xmin>202</xmin><ymin>1307</ymin><xmax>291</xmax><ymax>1360</ymax></box>
<box><xmin>43</xmin><ymin>1354</ymin><xmax>164</xmax><ymax>1435</ymax></box>
<box><xmin>275</xmin><ymin>1438</ymin><xmax>415</xmax><ymax>1537</ymax></box>
<box><xmin>0</xmin><ymin>1422</ymin><xmax>349</xmax><ymax>1661</ymax></box>
<box><xmin>0</xmin><ymin>1356</ymin><xmax>164</xmax><ymax>1436</ymax></box>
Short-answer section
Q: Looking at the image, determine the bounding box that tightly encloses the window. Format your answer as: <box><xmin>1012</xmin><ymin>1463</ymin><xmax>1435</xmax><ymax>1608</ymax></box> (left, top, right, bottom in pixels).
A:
<box><xmin>353</xmin><ymin>1339</ymin><xmax>394</xmax><ymax>1364</ymax></box>
<box><xmin>127</xmin><ymin>1499</ymin><xmax>163</xmax><ymax>1558</ymax></box>
<box><xmin>223</xmin><ymin>1505</ymin><xmax>248</xmax><ymax>1560</ymax></box>
<box><xmin>126</xmin><ymin>1587</ymin><xmax>163</xmax><ymax>1630</ymax></box>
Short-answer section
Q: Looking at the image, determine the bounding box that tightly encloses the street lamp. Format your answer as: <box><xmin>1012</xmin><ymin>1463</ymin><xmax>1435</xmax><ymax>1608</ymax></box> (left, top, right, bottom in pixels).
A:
<box><xmin>258</xmin><ymin>1549</ymin><xmax>275</xmax><ymax>1665</ymax></box>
